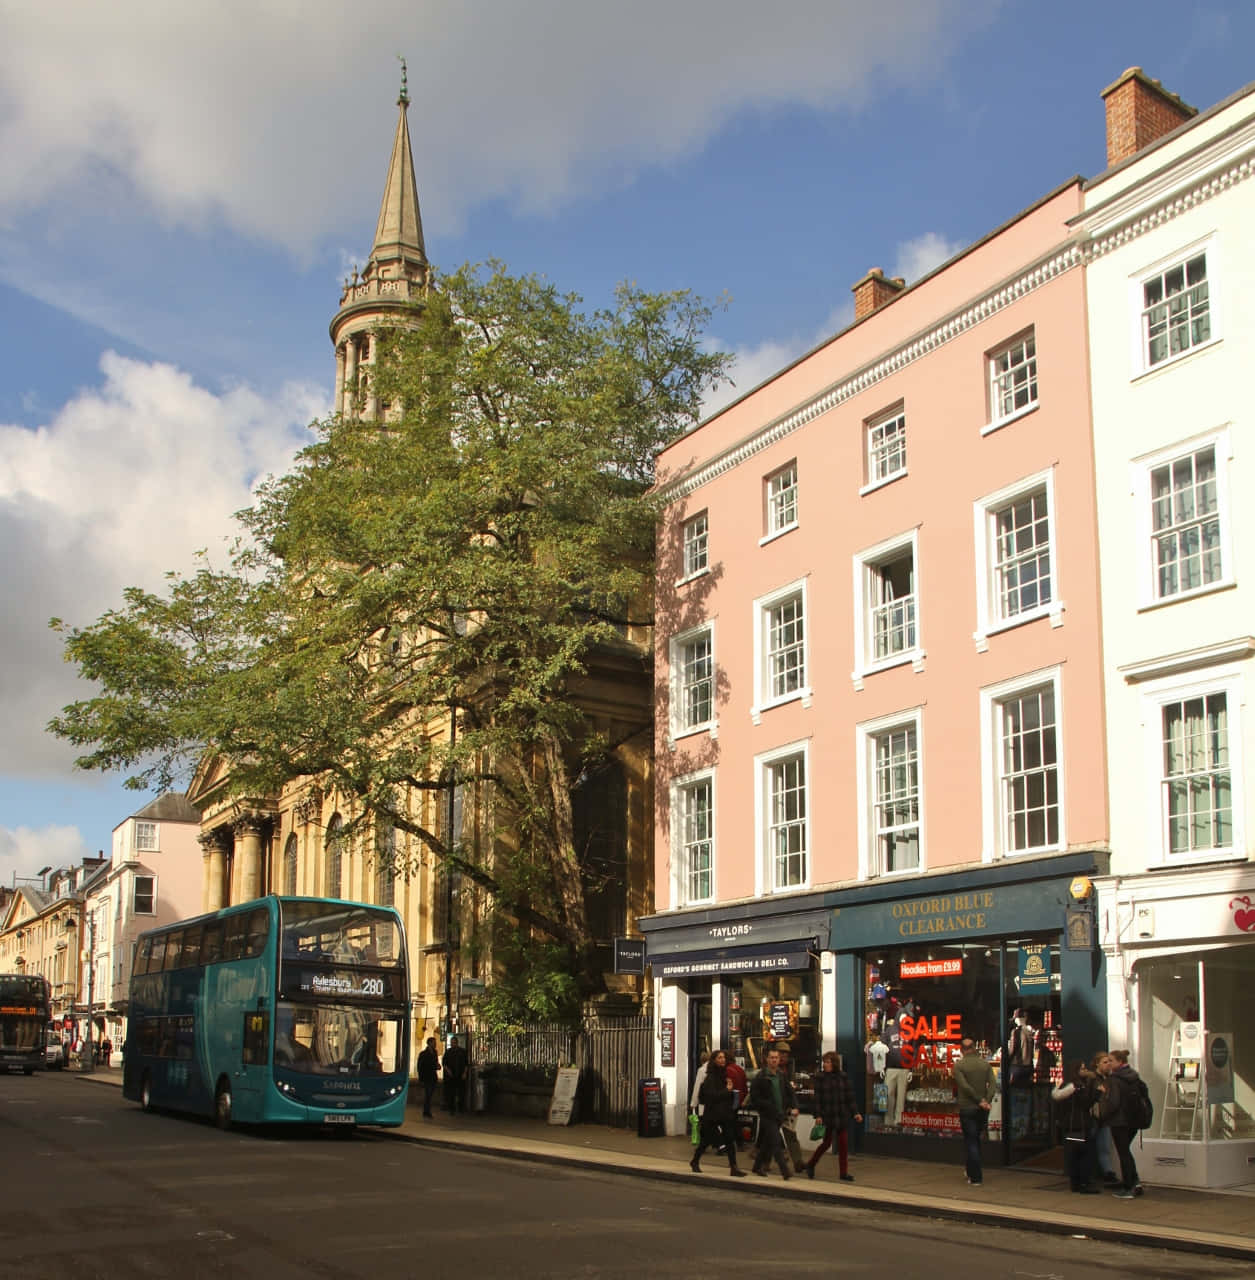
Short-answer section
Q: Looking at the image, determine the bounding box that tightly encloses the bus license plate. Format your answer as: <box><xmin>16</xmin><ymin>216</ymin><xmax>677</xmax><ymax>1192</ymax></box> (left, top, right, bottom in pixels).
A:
<box><xmin>323</xmin><ymin>1114</ymin><xmax>356</xmax><ymax>1125</ymax></box>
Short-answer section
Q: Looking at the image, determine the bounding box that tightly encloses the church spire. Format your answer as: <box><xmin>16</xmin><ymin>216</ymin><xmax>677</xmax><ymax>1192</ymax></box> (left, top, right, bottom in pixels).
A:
<box><xmin>330</xmin><ymin>61</ymin><xmax>430</xmax><ymax>419</ymax></box>
<box><xmin>369</xmin><ymin>58</ymin><xmax>427</xmax><ymax>270</ymax></box>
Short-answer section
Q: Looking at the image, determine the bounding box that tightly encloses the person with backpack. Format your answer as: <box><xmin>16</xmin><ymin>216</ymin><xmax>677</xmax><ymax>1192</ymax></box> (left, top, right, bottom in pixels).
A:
<box><xmin>1095</xmin><ymin>1051</ymin><xmax>1147</xmax><ymax>1198</ymax></box>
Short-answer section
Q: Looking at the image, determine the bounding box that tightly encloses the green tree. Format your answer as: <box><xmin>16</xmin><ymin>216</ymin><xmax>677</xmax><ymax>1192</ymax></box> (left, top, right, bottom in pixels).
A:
<box><xmin>50</xmin><ymin>262</ymin><xmax>729</xmax><ymax>1023</ymax></box>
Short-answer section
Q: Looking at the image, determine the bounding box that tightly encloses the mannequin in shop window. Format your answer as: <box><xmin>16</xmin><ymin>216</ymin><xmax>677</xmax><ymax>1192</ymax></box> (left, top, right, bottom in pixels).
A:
<box><xmin>879</xmin><ymin>1004</ymin><xmax>909</xmax><ymax>1128</ymax></box>
<box><xmin>1006</xmin><ymin>1008</ymin><xmax>1037</xmax><ymax>1086</ymax></box>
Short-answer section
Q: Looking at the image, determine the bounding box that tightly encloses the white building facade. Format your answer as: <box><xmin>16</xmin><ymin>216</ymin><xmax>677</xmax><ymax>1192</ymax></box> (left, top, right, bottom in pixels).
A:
<box><xmin>1080</xmin><ymin>71</ymin><xmax>1255</xmax><ymax>1187</ymax></box>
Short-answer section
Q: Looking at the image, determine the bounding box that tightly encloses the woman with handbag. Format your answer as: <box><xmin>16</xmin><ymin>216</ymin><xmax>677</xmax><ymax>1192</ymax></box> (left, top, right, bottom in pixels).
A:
<box><xmin>804</xmin><ymin>1051</ymin><xmax>862</xmax><ymax>1181</ymax></box>
<box><xmin>1052</xmin><ymin>1060</ymin><xmax>1100</xmax><ymax>1193</ymax></box>
<box><xmin>690</xmin><ymin>1050</ymin><xmax>747</xmax><ymax>1176</ymax></box>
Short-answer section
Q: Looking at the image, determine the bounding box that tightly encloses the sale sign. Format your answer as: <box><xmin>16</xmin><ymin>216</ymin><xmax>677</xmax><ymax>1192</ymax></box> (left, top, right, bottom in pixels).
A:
<box><xmin>900</xmin><ymin>958</ymin><xmax>963</xmax><ymax>978</ymax></box>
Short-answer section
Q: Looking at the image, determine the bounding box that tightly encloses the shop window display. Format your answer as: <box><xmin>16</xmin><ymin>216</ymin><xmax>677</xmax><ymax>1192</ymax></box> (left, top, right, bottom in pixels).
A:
<box><xmin>862</xmin><ymin>938</ymin><xmax>1062</xmax><ymax>1151</ymax></box>
<box><xmin>725</xmin><ymin>972</ymin><xmax>819</xmax><ymax>1114</ymax></box>
<box><xmin>1135</xmin><ymin>948</ymin><xmax>1253</xmax><ymax>1143</ymax></box>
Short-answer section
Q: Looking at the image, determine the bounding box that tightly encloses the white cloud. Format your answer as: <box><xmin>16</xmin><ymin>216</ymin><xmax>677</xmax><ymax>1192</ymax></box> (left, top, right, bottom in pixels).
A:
<box><xmin>0</xmin><ymin>823</ymin><xmax>90</xmax><ymax>884</ymax></box>
<box><xmin>0</xmin><ymin>2</ymin><xmax>999</xmax><ymax>256</ymax></box>
<box><xmin>0</xmin><ymin>354</ymin><xmax>323</xmax><ymax>777</ymax></box>
<box><xmin>893</xmin><ymin>231</ymin><xmax>966</xmax><ymax>284</ymax></box>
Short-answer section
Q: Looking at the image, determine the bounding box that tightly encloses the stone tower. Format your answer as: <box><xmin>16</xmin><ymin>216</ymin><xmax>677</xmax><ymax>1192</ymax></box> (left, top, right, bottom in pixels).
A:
<box><xmin>330</xmin><ymin>63</ymin><xmax>430</xmax><ymax>420</ymax></box>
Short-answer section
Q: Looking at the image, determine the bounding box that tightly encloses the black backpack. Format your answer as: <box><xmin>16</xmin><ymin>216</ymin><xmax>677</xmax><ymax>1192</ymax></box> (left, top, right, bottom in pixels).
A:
<box><xmin>1128</xmin><ymin>1075</ymin><xmax>1154</xmax><ymax>1131</ymax></box>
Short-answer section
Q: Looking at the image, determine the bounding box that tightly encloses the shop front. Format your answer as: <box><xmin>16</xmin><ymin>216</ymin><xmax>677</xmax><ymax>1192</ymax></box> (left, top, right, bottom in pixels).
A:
<box><xmin>828</xmin><ymin>852</ymin><xmax>1109</xmax><ymax>1166</ymax></box>
<box><xmin>640</xmin><ymin>903</ymin><xmax>832</xmax><ymax>1136</ymax></box>
<box><xmin>1097</xmin><ymin>863</ymin><xmax>1255</xmax><ymax>1188</ymax></box>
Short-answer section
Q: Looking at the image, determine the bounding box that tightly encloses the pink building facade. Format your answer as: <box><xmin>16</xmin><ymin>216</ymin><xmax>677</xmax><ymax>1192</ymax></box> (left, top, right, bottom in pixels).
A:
<box><xmin>640</xmin><ymin>182</ymin><xmax>1113</xmax><ymax>1160</ymax></box>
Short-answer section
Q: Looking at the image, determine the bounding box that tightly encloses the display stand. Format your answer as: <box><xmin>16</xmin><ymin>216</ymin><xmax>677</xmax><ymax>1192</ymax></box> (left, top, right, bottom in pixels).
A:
<box><xmin>1161</xmin><ymin>1022</ymin><xmax>1203</xmax><ymax>1139</ymax></box>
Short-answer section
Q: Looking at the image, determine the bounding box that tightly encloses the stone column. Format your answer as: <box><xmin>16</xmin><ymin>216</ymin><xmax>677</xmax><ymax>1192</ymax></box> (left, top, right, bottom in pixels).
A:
<box><xmin>361</xmin><ymin>335</ymin><xmax>378</xmax><ymax>419</ymax></box>
<box><xmin>343</xmin><ymin>337</ymin><xmax>359</xmax><ymax>418</ymax></box>
<box><xmin>334</xmin><ymin>343</ymin><xmax>346</xmax><ymax>412</ymax></box>
<box><xmin>235</xmin><ymin>815</ymin><xmax>267</xmax><ymax>904</ymax></box>
<box><xmin>200</xmin><ymin>831</ymin><xmax>228</xmax><ymax>912</ymax></box>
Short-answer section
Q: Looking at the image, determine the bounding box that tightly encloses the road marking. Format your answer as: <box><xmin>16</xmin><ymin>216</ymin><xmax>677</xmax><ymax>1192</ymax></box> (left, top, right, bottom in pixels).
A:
<box><xmin>57</xmin><ymin>1115</ymin><xmax>106</xmax><ymax>1125</ymax></box>
<box><xmin>194</xmin><ymin>1230</ymin><xmax>235</xmax><ymax>1242</ymax></box>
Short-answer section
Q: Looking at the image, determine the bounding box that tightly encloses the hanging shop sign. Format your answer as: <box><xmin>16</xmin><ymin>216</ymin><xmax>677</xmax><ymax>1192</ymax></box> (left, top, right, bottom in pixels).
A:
<box><xmin>1065</xmin><ymin>907</ymin><xmax>1094</xmax><ymax>950</ymax></box>
<box><xmin>1018</xmin><ymin>943</ymin><xmax>1051</xmax><ymax>991</ymax></box>
<box><xmin>613</xmin><ymin>937</ymin><xmax>646</xmax><ymax>975</ymax></box>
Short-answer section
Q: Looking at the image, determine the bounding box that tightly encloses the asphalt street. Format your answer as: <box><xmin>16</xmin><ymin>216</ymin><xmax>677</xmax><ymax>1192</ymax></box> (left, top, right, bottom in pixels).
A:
<box><xmin>1</xmin><ymin>1072</ymin><xmax>1249</xmax><ymax>1280</ymax></box>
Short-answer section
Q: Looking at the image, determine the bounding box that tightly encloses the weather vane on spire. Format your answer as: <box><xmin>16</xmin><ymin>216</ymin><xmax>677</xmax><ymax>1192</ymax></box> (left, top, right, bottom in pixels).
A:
<box><xmin>397</xmin><ymin>54</ymin><xmax>409</xmax><ymax>106</ymax></box>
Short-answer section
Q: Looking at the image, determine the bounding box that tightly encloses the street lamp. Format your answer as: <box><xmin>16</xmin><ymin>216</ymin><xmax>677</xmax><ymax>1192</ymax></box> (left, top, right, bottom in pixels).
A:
<box><xmin>80</xmin><ymin>910</ymin><xmax>96</xmax><ymax>1074</ymax></box>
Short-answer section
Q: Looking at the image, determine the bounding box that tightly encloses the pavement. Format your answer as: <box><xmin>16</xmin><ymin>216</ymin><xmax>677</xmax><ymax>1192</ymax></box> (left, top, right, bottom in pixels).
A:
<box><xmin>77</xmin><ymin>1065</ymin><xmax>1255</xmax><ymax>1261</ymax></box>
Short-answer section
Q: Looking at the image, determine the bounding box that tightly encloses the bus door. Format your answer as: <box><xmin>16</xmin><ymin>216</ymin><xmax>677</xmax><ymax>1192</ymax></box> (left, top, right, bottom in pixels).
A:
<box><xmin>233</xmin><ymin>1007</ymin><xmax>270</xmax><ymax>1120</ymax></box>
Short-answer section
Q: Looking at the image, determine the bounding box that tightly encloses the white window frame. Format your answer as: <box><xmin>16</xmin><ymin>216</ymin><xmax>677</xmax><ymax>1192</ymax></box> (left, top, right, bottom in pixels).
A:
<box><xmin>760</xmin><ymin>461</ymin><xmax>799</xmax><ymax>544</ymax></box>
<box><xmin>669</xmin><ymin>621</ymin><xmax>717</xmax><ymax>742</ymax></box>
<box><xmin>680</xmin><ymin>510</ymin><xmax>710</xmax><ymax>582</ymax></box>
<box><xmin>983</xmin><ymin>328</ymin><xmax>1039</xmax><ymax>434</ymax></box>
<box><xmin>852</xmin><ymin>529</ymin><xmax>923</xmax><ymax>688</ymax></box>
<box><xmin>751</xmin><ymin>579</ymin><xmax>811</xmax><ymax>722</ymax></box>
<box><xmin>1131</xmin><ymin>428</ymin><xmax>1233</xmax><ymax>612</ymax></box>
<box><xmin>1140</xmin><ymin>667</ymin><xmax>1244</xmax><ymax>867</ymax></box>
<box><xmin>133</xmin><ymin>821</ymin><xmax>158</xmax><ymax>852</ymax></box>
<box><xmin>862</xmin><ymin>405</ymin><xmax>907</xmax><ymax>494</ymax></box>
<box><xmin>1129</xmin><ymin>234</ymin><xmax>1221</xmax><ymax>379</ymax></box>
<box><xmin>670</xmin><ymin>769</ymin><xmax>716</xmax><ymax>908</ymax></box>
<box><xmin>856</xmin><ymin>706</ymin><xmax>925</xmax><ymax>880</ymax></box>
<box><xmin>132</xmin><ymin>874</ymin><xmax>157</xmax><ymax>916</ymax></box>
<box><xmin>754</xmin><ymin>740</ymin><xmax>810</xmax><ymax>895</ymax></box>
<box><xmin>980</xmin><ymin>666</ymin><xmax>1065</xmax><ymax>861</ymax></box>
<box><xmin>972</xmin><ymin>467</ymin><xmax>1063</xmax><ymax>652</ymax></box>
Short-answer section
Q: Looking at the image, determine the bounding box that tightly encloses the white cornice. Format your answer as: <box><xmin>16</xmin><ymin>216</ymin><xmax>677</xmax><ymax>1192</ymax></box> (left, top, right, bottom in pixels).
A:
<box><xmin>661</xmin><ymin>122</ymin><xmax>1254</xmax><ymax>506</ymax></box>
<box><xmin>1117</xmin><ymin>636</ymin><xmax>1255</xmax><ymax>683</ymax></box>
<box><xmin>660</xmin><ymin>243</ymin><xmax>1084</xmax><ymax>501</ymax></box>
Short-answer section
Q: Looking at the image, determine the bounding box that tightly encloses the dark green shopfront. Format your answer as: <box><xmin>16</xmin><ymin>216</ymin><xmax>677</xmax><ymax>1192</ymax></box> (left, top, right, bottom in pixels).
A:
<box><xmin>640</xmin><ymin>851</ymin><xmax>1109</xmax><ymax>1166</ymax></box>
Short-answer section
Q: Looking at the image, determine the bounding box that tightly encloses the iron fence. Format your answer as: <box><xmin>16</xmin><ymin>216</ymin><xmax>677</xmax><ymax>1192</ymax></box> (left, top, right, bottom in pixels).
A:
<box><xmin>470</xmin><ymin>1011</ymin><xmax>653</xmax><ymax>1128</ymax></box>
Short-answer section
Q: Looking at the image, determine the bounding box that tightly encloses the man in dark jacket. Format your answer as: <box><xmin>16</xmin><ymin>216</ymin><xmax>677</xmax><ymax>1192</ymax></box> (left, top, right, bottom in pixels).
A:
<box><xmin>805</xmin><ymin>1051</ymin><xmax>862</xmax><ymax>1181</ymax></box>
<box><xmin>417</xmin><ymin>1037</ymin><xmax>440</xmax><ymax>1117</ymax></box>
<box><xmin>442</xmin><ymin>1036</ymin><xmax>469</xmax><ymax>1114</ymax></box>
<box><xmin>1097</xmin><ymin>1053</ymin><xmax>1144</xmax><ymax>1198</ymax></box>
<box><xmin>749</xmin><ymin>1048</ymin><xmax>797</xmax><ymax>1179</ymax></box>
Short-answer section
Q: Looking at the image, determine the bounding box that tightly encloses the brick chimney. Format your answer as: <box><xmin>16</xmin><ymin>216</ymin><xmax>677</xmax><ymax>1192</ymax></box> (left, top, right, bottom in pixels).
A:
<box><xmin>1102</xmin><ymin>67</ymin><xmax>1196</xmax><ymax>167</ymax></box>
<box><xmin>852</xmin><ymin>268</ymin><xmax>906</xmax><ymax>321</ymax></box>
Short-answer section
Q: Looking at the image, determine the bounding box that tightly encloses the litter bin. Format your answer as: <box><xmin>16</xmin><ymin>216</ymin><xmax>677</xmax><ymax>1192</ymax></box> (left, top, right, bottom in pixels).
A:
<box><xmin>470</xmin><ymin>1067</ymin><xmax>487</xmax><ymax>1113</ymax></box>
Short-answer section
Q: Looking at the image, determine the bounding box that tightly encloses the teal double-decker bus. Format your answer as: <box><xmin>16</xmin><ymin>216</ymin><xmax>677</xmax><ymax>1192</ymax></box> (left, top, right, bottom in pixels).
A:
<box><xmin>123</xmin><ymin>896</ymin><xmax>410</xmax><ymax>1128</ymax></box>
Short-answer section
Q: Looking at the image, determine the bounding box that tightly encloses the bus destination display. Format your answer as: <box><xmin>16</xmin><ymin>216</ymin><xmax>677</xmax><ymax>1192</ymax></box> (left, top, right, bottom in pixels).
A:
<box><xmin>283</xmin><ymin>967</ymin><xmax>404</xmax><ymax>1001</ymax></box>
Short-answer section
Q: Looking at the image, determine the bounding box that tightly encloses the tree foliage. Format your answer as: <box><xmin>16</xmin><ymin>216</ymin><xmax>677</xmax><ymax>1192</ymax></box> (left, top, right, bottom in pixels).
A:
<box><xmin>50</xmin><ymin>262</ymin><xmax>729</xmax><ymax>1022</ymax></box>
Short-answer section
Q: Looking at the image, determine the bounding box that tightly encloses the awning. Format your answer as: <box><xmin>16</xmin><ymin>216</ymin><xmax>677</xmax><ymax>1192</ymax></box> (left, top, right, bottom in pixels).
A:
<box><xmin>652</xmin><ymin>940</ymin><xmax>814</xmax><ymax>979</ymax></box>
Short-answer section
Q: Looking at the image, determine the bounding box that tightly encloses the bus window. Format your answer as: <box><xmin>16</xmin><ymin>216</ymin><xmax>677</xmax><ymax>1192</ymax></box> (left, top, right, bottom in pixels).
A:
<box><xmin>135</xmin><ymin>936</ymin><xmax>153</xmax><ymax>976</ymax></box>
<box><xmin>244</xmin><ymin>908</ymin><xmax>270</xmax><ymax>958</ymax></box>
<box><xmin>224</xmin><ymin>913</ymin><xmax>249</xmax><ymax>961</ymax></box>
<box><xmin>181</xmin><ymin>924</ymin><xmax>204</xmax><ymax>968</ymax></box>
<box><xmin>202</xmin><ymin>921</ymin><xmax>224</xmax><ymax>965</ymax></box>
<box><xmin>162</xmin><ymin>930</ymin><xmax>185</xmax><ymax>970</ymax></box>
<box><xmin>148</xmin><ymin>935</ymin><xmax>167</xmax><ymax>972</ymax></box>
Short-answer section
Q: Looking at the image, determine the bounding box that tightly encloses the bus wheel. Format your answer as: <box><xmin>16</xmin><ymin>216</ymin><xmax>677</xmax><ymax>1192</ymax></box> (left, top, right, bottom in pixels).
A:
<box><xmin>214</xmin><ymin>1079</ymin><xmax>233</xmax><ymax>1130</ymax></box>
<box><xmin>23</xmin><ymin>1067</ymin><xmax>34</xmax><ymax>1076</ymax></box>
<box><xmin>140</xmin><ymin>1073</ymin><xmax>154</xmax><ymax>1112</ymax></box>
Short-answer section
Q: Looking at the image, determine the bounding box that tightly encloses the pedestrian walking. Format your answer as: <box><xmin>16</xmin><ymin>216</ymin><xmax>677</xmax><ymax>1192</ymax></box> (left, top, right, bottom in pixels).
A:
<box><xmin>102</xmin><ymin>1037</ymin><xmax>113</xmax><ymax>1068</ymax></box>
<box><xmin>689</xmin><ymin>1050</ymin><xmax>747</xmax><ymax>1177</ymax></box>
<box><xmin>1052</xmin><ymin>1060</ymin><xmax>1101</xmax><ymax>1193</ymax></box>
<box><xmin>774</xmin><ymin>1041</ymin><xmax>807</xmax><ymax>1172</ymax></box>
<box><xmin>804</xmin><ymin>1051</ymin><xmax>862</xmax><ymax>1182</ymax></box>
<box><xmin>417</xmin><ymin>1037</ymin><xmax>441</xmax><ymax>1117</ymax></box>
<box><xmin>442</xmin><ymin>1035</ymin><xmax>469</xmax><ymax>1114</ymax></box>
<box><xmin>952</xmin><ymin>1037</ymin><xmax>996</xmax><ymax>1186</ymax></box>
<box><xmin>749</xmin><ymin>1048</ymin><xmax>797</xmax><ymax>1179</ymax></box>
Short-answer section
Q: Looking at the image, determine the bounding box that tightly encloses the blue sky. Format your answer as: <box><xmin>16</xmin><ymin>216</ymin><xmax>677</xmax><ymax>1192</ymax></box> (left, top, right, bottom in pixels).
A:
<box><xmin>1</xmin><ymin>0</ymin><xmax>1252</xmax><ymax>885</ymax></box>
